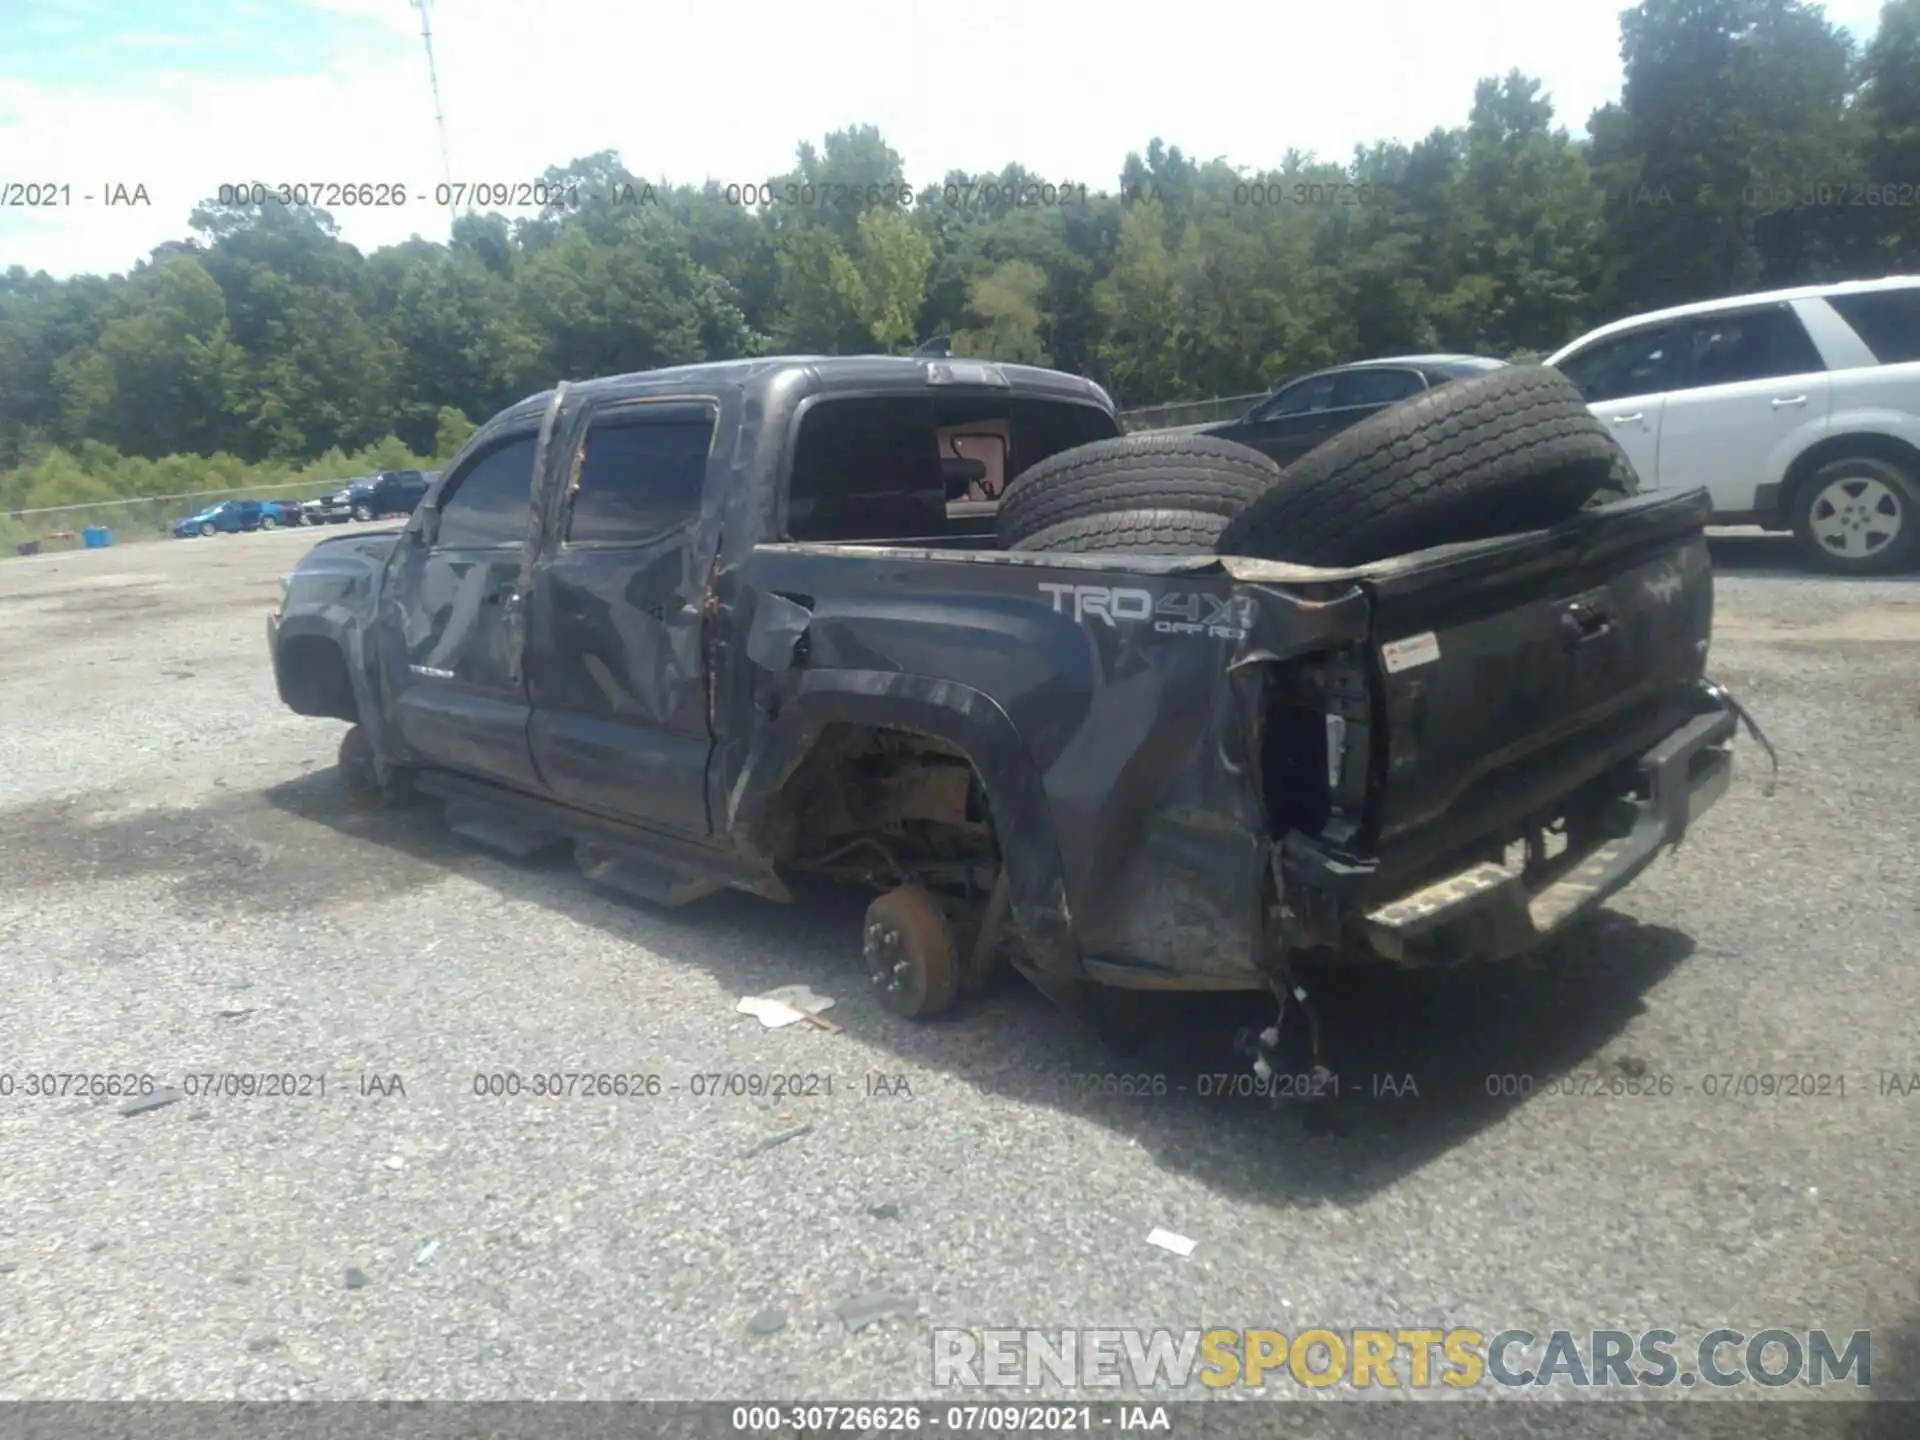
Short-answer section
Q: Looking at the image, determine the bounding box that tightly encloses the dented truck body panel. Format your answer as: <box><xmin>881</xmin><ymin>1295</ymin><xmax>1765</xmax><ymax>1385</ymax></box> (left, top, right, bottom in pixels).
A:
<box><xmin>269</xmin><ymin>355</ymin><xmax>1745</xmax><ymax>996</ymax></box>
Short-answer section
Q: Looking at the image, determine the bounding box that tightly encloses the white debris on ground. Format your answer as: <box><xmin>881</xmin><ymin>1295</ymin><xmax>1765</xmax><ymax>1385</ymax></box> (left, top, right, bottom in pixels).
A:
<box><xmin>736</xmin><ymin>984</ymin><xmax>837</xmax><ymax>1029</ymax></box>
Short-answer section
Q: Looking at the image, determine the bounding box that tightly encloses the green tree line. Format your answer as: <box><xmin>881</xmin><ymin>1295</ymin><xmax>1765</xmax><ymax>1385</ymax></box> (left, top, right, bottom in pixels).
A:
<box><xmin>5</xmin><ymin>0</ymin><xmax>1919</xmax><ymax>520</ymax></box>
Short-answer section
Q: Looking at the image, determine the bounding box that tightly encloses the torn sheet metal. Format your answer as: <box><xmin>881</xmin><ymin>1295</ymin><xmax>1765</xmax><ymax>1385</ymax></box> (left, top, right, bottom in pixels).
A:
<box><xmin>745</xmin><ymin>591</ymin><xmax>813</xmax><ymax>672</ymax></box>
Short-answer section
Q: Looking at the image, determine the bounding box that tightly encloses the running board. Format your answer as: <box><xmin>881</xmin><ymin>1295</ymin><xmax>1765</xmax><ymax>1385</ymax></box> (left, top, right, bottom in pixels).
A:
<box><xmin>442</xmin><ymin>802</ymin><xmax>566</xmax><ymax>859</ymax></box>
<box><xmin>415</xmin><ymin>769</ymin><xmax>790</xmax><ymax>906</ymax></box>
<box><xmin>576</xmin><ymin>843</ymin><xmax>727</xmax><ymax>908</ymax></box>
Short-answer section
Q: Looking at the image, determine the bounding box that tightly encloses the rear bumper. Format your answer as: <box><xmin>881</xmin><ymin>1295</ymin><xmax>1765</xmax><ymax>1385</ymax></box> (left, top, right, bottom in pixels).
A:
<box><xmin>1360</xmin><ymin>699</ymin><xmax>1738</xmax><ymax>965</ymax></box>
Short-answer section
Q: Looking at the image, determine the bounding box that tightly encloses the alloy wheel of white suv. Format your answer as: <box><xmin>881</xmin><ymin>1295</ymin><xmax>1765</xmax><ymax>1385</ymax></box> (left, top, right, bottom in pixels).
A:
<box><xmin>1792</xmin><ymin>457</ymin><xmax>1920</xmax><ymax>575</ymax></box>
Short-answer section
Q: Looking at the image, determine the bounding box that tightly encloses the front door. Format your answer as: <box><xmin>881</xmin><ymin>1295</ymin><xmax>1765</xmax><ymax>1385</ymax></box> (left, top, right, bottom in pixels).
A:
<box><xmin>1555</xmin><ymin>322</ymin><xmax>1682</xmax><ymax>486</ymax></box>
<box><xmin>375</xmin><ymin>429</ymin><xmax>544</xmax><ymax>793</ymax></box>
<box><xmin>525</xmin><ymin>399</ymin><xmax>719</xmax><ymax>836</ymax></box>
<box><xmin>1213</xmin><ymin>371</ymin><xmax>1344</xmax><ymax>465</ymax></box>
<box><xmin>1654</xmin><ymin>304</ymin><xmax>1834</xmax><ymax>516</ymax></box>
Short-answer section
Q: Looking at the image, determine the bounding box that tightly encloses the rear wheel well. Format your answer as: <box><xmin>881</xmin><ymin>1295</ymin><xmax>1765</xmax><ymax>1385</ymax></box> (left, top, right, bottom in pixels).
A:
<box><xmin>1779</xmin><ymin>433</ymin><xmax>1920</xmax><ymax>524</ymax></box>
<box><xmin>277</xmin><ymin>635</ymin><xmax>358</xmax><ymax>722</ymax></box>
<box><xmin>754</xmin><ymin>723</ymin><xmax>1001</xmax><ymax>899</ymax></box>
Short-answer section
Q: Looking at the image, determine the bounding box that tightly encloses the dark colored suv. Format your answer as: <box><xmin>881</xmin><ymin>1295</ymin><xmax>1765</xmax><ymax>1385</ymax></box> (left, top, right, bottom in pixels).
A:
<box><xmin>344</xmin><ymin>470</ymin><xmax>433</xmax><ymax>522</ymax></box>
<box><xmin>1198</xmin><ymin>354</ymin><xmax>1508</xmax><ymax>467</ymax></box>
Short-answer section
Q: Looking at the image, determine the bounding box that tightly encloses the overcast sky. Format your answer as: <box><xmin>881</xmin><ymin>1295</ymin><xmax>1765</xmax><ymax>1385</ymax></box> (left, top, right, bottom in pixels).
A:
<box><xmin>0</xmin><ymin>0</ymin><xmax>1893</xmax><ymax>280</ymax></box>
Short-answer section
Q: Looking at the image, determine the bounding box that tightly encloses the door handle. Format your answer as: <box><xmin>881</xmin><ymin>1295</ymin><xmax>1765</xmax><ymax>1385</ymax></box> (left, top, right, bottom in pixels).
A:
<box><xmin>484</xmin><ymin>588</ymin><xmax>518</xmax><ymax>607</ymax></box>
<box><xmin>1560</xmin><ymin>601</ymin><xmax>1613</xmax><ymax>645</ymax></box>
<box><xmin>1771</xmin><ymin>394</ymin><xmax>1808</xmax><ymax>409</ymax></box>
<box><xmin>1611</xmin><ymin>412</ymin><xmax>1644</xmax><ymax>425</ymax></box>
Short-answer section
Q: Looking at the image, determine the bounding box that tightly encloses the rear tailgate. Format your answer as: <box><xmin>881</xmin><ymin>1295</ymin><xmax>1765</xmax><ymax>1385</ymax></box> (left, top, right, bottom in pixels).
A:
<box><xmin>1352</xmin><ymin>488</ymin><xmax>1715</xmax><ymax>888</ymax></box>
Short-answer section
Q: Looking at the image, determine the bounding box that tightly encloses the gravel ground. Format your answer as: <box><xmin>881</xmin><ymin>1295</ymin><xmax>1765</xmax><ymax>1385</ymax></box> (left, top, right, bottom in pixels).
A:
<box><xmin>0</xmin><ymin>526</ymin><xmax>1915</xmax><ymax>1411</ymax></box>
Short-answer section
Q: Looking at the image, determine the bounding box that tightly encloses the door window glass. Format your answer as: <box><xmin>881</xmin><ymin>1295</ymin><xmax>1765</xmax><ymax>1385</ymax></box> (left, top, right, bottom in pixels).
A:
<box><xmin>1555</xmin><ymin>326</ymin><xmax>1679</xmax><ymax>403</ymax></box>
<box><xmin>566</xmin><ymin>416</ymin><xmax>714</xmax><ymax>545</ymax></box>
<box><xmin>1331</xmin><ymin>368</ymin><xmax>1424</xmax><ymax>408</ymax></box>
<box><xmin>435</xmin><ymin>434</ymin><xmax>537</xmax><ymax>548</ymax></box>
<box><xmin>1250</xmin><ymin>373</ymin><xmax>1338</xmax><ymax>420</ymax></box>
<box><xmin>1681</xmin><ymin>306</ymin><xmax>1825</xmax><ymax>388</ymax></box>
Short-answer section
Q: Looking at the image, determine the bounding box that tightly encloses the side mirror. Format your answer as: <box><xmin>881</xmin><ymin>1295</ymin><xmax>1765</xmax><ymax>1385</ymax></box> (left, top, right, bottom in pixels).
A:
<box><xmin>410</xmin><ymin>504</ymin><xmax>439</xmax><ymax>547</ymax></box>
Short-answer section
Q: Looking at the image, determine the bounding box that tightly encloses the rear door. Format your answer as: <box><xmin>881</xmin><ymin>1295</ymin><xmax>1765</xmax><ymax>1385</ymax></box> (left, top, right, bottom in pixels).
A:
<box><xmin>393</xmin><ymin>472</ymin><xmax>430</xmax><ymax>513</ymax></box>
<box><xmin>1654</xmin><ymin>303</ymin><xmax>1833</xmax><ymax>516</ymax></box>
<box><xmin>1553</xmin><ymin>322</ymin><xmax>1681</xmax><ymax>484</ymax></box>
<box><xmin>374</xmin><ymin>429</ymin><xmax>545</xmax><ymax>792</ymax></box>
<box><xmin>524</xmin><ymin>399</ymin><xmax>719</xmax><ymax>836</ymax></box>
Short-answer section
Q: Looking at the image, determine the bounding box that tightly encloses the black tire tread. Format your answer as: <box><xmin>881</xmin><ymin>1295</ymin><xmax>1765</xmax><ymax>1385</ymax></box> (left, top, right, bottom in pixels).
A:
<box><xmin>998</xmin><ymin>432</ymin><xmax>1280</xmax><ymax>548</ymax></box>
<box><xmin>1011</xmin><ymin>508</ymin><xmax>1228</xmax><ymax>555</ymax></box>
<box><xmin>1215</xmin><ymin>365</ymin><xmax>1617</xmax><ymax>566</ymax></box>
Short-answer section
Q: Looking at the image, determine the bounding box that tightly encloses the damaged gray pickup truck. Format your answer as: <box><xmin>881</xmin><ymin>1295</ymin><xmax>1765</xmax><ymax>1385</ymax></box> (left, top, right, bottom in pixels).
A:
<box><xmin>268</xmin><ymin>354</ymin><xmax>1766</xmax><ymax>1068</ymax></box>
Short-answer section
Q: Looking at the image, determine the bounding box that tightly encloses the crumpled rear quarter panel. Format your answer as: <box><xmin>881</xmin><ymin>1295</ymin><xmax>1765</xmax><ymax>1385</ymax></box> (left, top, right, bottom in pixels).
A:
<box><xmin>738</xmin><ymin>545</ymin><xmax>1369</xmax><ymax>984</ymax></box>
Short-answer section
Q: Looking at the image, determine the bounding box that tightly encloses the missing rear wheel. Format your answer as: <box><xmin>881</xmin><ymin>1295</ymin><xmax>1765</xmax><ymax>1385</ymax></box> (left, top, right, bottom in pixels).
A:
<box><xmin>864</xmin><ymin>886</ymin><xmax>960</xmax><ymax>1020</ymax></box>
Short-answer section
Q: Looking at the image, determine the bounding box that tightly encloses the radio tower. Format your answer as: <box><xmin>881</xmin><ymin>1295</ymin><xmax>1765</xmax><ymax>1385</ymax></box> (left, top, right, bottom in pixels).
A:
<box><xmin>411</xmin><ymin>0</ymin><xmax>456</xmax><ymax>227</ymax></box>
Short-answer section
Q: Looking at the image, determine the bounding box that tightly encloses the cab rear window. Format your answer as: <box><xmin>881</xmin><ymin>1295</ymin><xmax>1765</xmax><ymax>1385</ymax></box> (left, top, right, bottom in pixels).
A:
<box><xmin>783</xmin><ymin>395</ymin><xmax>1116</xmax><ymax>544</ymax></box>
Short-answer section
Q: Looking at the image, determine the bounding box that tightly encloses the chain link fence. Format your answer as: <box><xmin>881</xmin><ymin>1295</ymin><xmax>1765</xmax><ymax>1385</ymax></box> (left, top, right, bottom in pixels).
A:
<box><xmin>3</xmin><ymin>478</ymin><xmax>339</xmax><ymax>555</ymax></box>
<box><xmin>1117</xmin><ymin>393</ymin><xmax>1265</xmax><ymax>433</ymax></box>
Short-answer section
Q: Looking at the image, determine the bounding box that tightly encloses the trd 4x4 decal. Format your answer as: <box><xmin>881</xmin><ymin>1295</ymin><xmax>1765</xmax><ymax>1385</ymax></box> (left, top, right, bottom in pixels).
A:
<box><xmin>1037</xmin><ymin>582</ymin><xmax>1251</xmax><ymax>640</ymax></box>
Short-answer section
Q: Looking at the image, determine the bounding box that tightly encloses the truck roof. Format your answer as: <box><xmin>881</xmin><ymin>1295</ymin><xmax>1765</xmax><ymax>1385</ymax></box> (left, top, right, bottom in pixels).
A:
<box><xmin>499</xmin><ymin>354</ymin><xmax>1115</xmax><ymax>425</ymax></box>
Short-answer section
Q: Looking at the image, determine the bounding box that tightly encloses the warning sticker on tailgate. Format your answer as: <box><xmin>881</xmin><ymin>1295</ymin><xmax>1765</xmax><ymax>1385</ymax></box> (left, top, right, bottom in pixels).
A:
<box><xmin>1381</xmin><ymin>631</ymin><xmax>1441</xmax><ymax>674</ymax></box>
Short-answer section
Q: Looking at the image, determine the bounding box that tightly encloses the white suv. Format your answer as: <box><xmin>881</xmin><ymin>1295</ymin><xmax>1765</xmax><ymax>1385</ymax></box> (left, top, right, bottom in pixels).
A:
<box><xmin>1547</xmin><ymin>276</ymin><xmax>1920</xmax><ymax>574</ymax></box>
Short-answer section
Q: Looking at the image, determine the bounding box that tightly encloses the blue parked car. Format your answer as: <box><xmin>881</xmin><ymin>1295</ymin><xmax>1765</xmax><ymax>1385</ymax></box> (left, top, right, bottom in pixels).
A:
<box><xmin>170</xmin><ymin>498</ymin><xmax>295</xmax><ymax>537</ymax></box>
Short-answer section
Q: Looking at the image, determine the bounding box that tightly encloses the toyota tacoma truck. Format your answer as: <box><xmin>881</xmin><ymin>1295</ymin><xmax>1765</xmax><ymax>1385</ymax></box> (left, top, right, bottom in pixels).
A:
<box><xmin>267</xmin><ymin>355</ymin><xmax>1764</xmax><ymax>1066</ymax></box>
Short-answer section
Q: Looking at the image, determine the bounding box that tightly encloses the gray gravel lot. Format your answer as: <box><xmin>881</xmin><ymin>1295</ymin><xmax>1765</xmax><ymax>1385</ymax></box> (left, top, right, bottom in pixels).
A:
<box><xmin>0</xmin><ymin>527</ymin><xmax>1915</xmax><ymax>1408</ymax></box>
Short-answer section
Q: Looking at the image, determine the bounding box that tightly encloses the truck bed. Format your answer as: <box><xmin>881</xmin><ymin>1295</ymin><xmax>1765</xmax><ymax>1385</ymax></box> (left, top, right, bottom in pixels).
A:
<box><xmin>743</xmin><ymin>488</ymin><xmax>1725</xmax><ymax>978</ymax></box>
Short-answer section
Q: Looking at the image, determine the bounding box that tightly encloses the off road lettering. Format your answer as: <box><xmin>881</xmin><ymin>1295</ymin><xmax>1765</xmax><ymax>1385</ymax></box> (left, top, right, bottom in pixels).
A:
<box><xmin>1039</xmin><ymin>583</ymin><xmax>1250</xmax><ymax>638</ymax></box>
<box><xmin>1153</xmin><ymin>591</ymin><xmax>1252</xmax><ymax>638</ymax></box>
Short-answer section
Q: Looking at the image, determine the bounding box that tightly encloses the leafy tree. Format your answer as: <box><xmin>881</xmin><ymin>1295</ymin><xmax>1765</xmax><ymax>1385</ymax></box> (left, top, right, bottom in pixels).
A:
<box><xmin>0</xmin><ymin>267</ymin><xmax>118</xmax><ymax>464</ymax></box>
<box><xmin>435</xmin><ymin>406</ymin><xmax>476</xmax><ymax>460</ymax></box>
<box><xmin>56</xmin><ymin>255</ymin><xmax>249</xmax><ymax>458</ymax></box>
<box><xmin>829</xmin><ymin>208</ymin><xmax>936</xmax><ymax>351</ymax></box>
<box><xmin>1450</xmin><ymin>72</ymin><xmax>1604</xmax><ymax>351</ymax></box>
<box><xmin>1589</xmin><ymin>0</ymin><xmax>1857</xmax><ymax>315</ymax></box>
<box><xmin>953</xmin><ymin>259</ymin><xmax>1052</xmax><ymax>364</ymax></box>
<box><xmin>1857</xmin><ymin>0</ymin><xmax>1920</xmax><ymax>264</ymax></box>
<box><xmin>383</xmin><ymin>248</ymin><xmax>539</xmax><ymax>450</ymax></box>
<box><xmin>10</xmin><ymin>7</ymin><xmax>1920</xmax><ymax>515</ymax></box>
<box><xmin>1092</xmin><ymin>202</ymin><xmax>1184</xmax><ymax>405</ymax></box>
<box><xmin>188</xmin><ymin>199</ymin><xmax>392</xmax><ymax>457</ymax></box>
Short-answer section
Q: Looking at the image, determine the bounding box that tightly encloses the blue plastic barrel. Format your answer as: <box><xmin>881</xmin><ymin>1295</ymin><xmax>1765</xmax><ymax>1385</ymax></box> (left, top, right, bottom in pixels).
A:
<box><xmin>82</xmin><ymin>525</ymin><xmax>113</xmax><ymax>548</ymax></box>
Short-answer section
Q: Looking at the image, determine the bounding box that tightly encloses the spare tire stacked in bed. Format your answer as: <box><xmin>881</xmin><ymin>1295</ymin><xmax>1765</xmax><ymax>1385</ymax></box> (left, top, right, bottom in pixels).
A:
<box><xmin>997</xmin><ymin>432</ymin><xmax>1282</xmax><ymax>555</ymax></box>
<box><xmin>997</xmin><ymin>366</ymin><xmax>1626</xmax><ymax>566</ymax></box>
